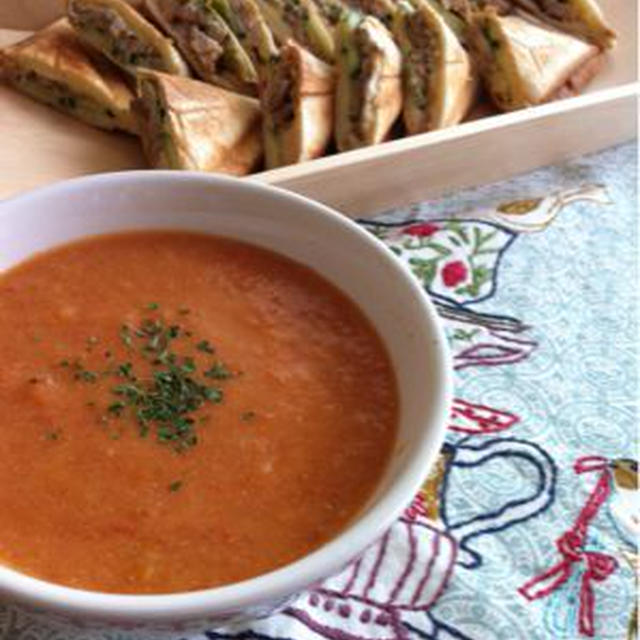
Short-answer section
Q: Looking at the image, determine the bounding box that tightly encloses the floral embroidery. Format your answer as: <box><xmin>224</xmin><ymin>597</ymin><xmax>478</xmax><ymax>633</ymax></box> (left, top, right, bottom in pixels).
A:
<box><xmin>442</xmin><ymin>261</ymin><xmax>468</xmax><ymax>288</ymax></box>
<box><xmin>404</xmin><ymin>222</ymin><xmax>440</xmax><ymax>237</ymax></box>
<box><xmin>363</xmin><ymin>218</ymin><xmax>516</xmax><ymax>306</ymax></box>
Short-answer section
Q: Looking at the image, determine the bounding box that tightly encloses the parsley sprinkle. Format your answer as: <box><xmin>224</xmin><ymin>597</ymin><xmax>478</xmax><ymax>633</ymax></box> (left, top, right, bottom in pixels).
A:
<box><xmin>107</xmin><ymin>401</ymin><xmax>126</xmax><ymax>416</ymax></box>
<box><xmin>241</xmin><ymin>411</ymin><xmax>256</xmax><ymax>422</ymax></box>
<box><xmin>120</xmin><ymin>325</ymin><xmax>133</xmax><ymax>348</ymax></box>
<box><xmin>196</xmin><ymin>340</ymin><xmax>214</xmax><ymax>354</ymax></box>
<box><xmin>204</xmin><ymin>363</ymin><xmax>231</xmax><ymax>380</ymax></box>
<box><xmin>59</xmin><ymin>312</ymin><xmax>233</xmax><ymax>452</ymax></box>
<box><xmin>118</xmin><ymin>362</ymin><xmax>134</xmax><ymax>379</ymax></box>
<box><xmin>181</xmin><ymin>357</ymin><xmax>196</xmax><ymax>373</ymax></box>
<box><xmin>146</xmin><ymin>302</ymin><xmax>160</xmax><ymax>310</ymax></box>
<box><xmin>203</xmin><ymin>387</ymin><xmax>223</xmax><ymax>403</ymax></box>
<box><xmin>74</xmin><ymin>369</ymin><xmax>99</xmax><ymax>383</ymax></box>
<box><xmin>169</xmin><ymin>480</ymin><xmax>183</xmax><ymax>492</ymax></box>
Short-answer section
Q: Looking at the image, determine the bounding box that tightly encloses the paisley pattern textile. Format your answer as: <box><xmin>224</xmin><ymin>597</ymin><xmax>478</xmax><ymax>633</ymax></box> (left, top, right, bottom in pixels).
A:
<box><xmin>1</xmin><ymin>143</ymin><xmax>637</xmax><ymax>640</ymax></box>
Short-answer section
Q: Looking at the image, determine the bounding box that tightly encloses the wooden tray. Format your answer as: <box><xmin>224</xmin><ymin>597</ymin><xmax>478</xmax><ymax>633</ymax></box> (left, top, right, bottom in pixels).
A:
<box><xmin>0</xmin><ymin>0</ymin><xmax>637</xmax><ymax>216</ymax></box>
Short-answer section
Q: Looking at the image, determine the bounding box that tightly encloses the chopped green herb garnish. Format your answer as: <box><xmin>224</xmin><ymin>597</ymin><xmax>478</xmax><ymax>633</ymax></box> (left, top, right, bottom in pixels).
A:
<box><xmin>120</xmin><ymin>325</ymin><xmax>133</xmax><ymax>348</ymax></box>
<box><xmin>59</xmin><ymin>312</ymin><xmax>234</xmax><ymax>452</ymax></box>
<box><xmin>196</xmin><ymin>340</ymin><xmax>214</xmax><ymax>354</ymax></box>
<box><xmin>146</xmin><ymin>302</ymin><xmax>160</xmax><ymax>310</ymax></box>
<box><xmin>107</xmin><ymin>401</ymin><xmax>126</xmax><ymax>416</ymax></box>
<box><xmin>204</xmin><ymin>363</ymin><xmax>231</xmax><ymax>380</ymax></box>
<box><xmin>74</xmin><ymin>369</ymin><xmax>99</xmax><ymax>383</ymax></box>
<box><xmin>203</xmin><ymin>387</ymin><xmax>223</xmax><ymax>403</ymax></box>
<box><xmin>168</xmin><ymin>480</ymin><xmax>183</xmax><ymax>492</ymax></box>
<box><xmin>44</xmin><ymin>430</ymin><xmax>60</xmax><ymax>441</ymax></box>
<box><xmin>181</xmin><ymin>357</ymin><xmax>196</xmax><ymax>373</ymax></box>
<box><xmin>118</xmin><ymin>362</ymin><xmax>134</xmax><ymax>379</ymax></box>
<box><xmin>241</xmin><ymin>411</ymin><xmax>256</xmax><ymax>422</ymax></box>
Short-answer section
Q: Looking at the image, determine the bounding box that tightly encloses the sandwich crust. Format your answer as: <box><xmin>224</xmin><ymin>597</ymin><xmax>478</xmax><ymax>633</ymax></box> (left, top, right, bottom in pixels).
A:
<box><xmin>262</xmin><ymin>40</ymin><xmax>335</xmax><ymax>168</ymax></box>
<box><xmin>135</xmin><ymin>69</ymin><xmax>262</xmax><ymax>174</ymax></box>
<box><xmin>0</xmin><ymin>18</ymin><xmax>136</xmax><ymax>133</ymax></box>
<box><xmin>469</xmin><ymin>11</ymin><xmax>601</xmax><ymax>110</ymax></box>
<box><xmin>335</xmin><ymin>15</ymin><xmax>402</xmax><ymax>151</ymax></box>
<box><xmin>394</xmin><ymin>0</ymin><xmax>475</xmax><ymax>134</ymax></box>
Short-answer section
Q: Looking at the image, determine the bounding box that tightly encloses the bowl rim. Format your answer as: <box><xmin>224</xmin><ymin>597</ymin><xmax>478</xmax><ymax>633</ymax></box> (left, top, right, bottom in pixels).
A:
<box><xmin>0</xmin><ymin>171</ymin><xmax>453</xmax><ymax>622</ymax></box>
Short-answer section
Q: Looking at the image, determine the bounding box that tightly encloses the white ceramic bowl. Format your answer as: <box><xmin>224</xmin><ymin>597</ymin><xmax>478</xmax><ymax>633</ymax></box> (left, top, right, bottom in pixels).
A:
<box><xmin>0</xmin><ymin>172</ymin><xmax>452</xmax><ymax>637</ymax></box>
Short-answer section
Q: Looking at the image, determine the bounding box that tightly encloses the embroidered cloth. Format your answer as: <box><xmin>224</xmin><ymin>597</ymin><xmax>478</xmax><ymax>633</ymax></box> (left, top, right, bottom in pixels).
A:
<box><xmin>2</xmin><ymin>143</ymin><xmax>637</xmax><ymax>640</ymax></box>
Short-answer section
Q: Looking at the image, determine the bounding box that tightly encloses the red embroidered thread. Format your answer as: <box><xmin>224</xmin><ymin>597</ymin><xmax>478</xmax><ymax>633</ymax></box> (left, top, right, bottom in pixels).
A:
<box><xmin>449</xmin><ymin>398</ymin><xmax>520</xmax><ymax>434</ymax></box>
<box><xmin>518</xmin><ymin>456</ymin><xmax>618</xmax><ymax>637</ymax></box>
<box><xmin>404</xmin><ymin>492</ymin><xmax>428</xmax><ymax>520</ymax></box>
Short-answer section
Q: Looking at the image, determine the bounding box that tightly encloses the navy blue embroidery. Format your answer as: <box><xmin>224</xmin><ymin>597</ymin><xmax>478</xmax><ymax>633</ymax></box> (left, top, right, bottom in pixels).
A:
<box><xmin>439</xmin><ymin>437</ymin><xmax>557</xmax><ymax>570</ymax></box>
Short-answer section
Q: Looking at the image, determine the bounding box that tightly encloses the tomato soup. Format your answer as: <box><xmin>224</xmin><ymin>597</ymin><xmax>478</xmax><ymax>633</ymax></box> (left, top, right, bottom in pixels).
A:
<box><xmin>0</xmin><ymin>232</ymin><xmax>397</xmax><ymax>594</ymax></box>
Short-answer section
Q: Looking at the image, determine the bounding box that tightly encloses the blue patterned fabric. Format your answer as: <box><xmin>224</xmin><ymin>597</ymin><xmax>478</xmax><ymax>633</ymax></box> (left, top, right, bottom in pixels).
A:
<box><xmin>1</xmin><ymin>143</ymin><xmax>637</xmax><ymax>640</ymax></box>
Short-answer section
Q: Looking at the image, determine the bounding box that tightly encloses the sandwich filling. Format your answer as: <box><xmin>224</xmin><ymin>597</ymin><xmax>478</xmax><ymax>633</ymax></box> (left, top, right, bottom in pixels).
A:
<box><xmin>211</xmin><ymin>0</ymin><xmax>278</xmax><ymax>65</ymax></box>
<box><xmin>258</xmin><ymin>0</ymin><xmax>335</xmax><ymax>63</ymax></box>
<box><xmin>261</xmin><ymin>59</ymin><xmax>296</xmax><ymax>167</ymax></box>
<box><xmin>138</xmin><ymin>79</ymin><xmax>177</xmax><ymax>166</ymax></box>
<box><xmin>403</xmin><ymin>9</ymin><xmax>439</xmax><ymax>117</ymax></box>
<box><xmin>68</xmin><ymin>3</ymin><xmax>164</xmax><ymax>70</ymax></box>
<box><xmin>473</xmin><ymin>18</ymin><xmax>515</xmax><ymax>107</ymax></box>
<box><xmin>262</xmin><ymin>58</ymin><xmax>296</xmax><ymax>133</ymax></box>
<box><xmin>515</xmin><ymin>0</ymin><xmax>615</xmax><ymax>47</ymax></box>
<box><xmin>314</xmin><ymin>0</ymin><xmax>347</xmax><ymax>27</ymax></box>
<box><xmin>3</xmin><ymin>64</ymin><xmax>124</xmax><ymax>129</ymax></box>
<box><xmin>520</xmin><ymin>0</ymin><xmax>591</xmax><ymax>22</ymax></box>
<box><xmin>136</xmin><ymin>78</ymin><xmax>179</xmax><ymax>167</ymax></box>
<box><xmin>346</xmin><ymin>0</ymin><xmax>396</xmax><ymax>27</ymax></box>
<box><xmin>156</xmin><ymin>0</ymin><xmax>256</xmax><ymax>87</ymax></box>
<box><xmin>343</xmin><ymin>24</ymin><xmax>384</xmax><ymax>144</ymax></box>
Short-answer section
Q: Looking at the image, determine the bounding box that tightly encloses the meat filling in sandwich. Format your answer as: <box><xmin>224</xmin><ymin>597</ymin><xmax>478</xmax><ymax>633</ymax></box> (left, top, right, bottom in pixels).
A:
<box><xmin>394</xmin><ymin>0</ymin><xmax>474</xmax><ymax>134</ymax></box>
<box><xmin>67</xmin><ymin>0</ymin><xmax>190</xmax><ymax>75</ymax></box>
<box><xmin>145</xmin><ymin>0</ymin><xmax>258</xmax><ymax>94</ymax></box>
<box><xmin>261</xmin><ymin>40</ymin><xmax>334</xmax><ymax>168</ymax></box>
<box><xmin>335</xmin><ymin>15</ymin><xmax>402</xmax><ymax>150</ymax></box>
<box><xmin>256</xmin><ymin>0</ymin><xmax>335</xmax><ymax>63</ymax></box>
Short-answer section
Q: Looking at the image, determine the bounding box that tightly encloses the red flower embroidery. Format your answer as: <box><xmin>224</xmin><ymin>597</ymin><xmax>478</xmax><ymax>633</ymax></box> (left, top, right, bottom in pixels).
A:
<box><xmin>442</xmin><ymin>260</ymin><xmax>468</xmax><ymax>287</ymax></box>
<box><xmin>404</xmin><ymin>222</ymin><xmax>439</xmax><ymax>237</ymax></box>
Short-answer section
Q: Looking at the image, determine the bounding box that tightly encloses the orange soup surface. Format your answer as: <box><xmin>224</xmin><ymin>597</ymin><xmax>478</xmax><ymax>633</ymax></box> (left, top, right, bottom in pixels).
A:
<box><xmin>0</xmin><ymin>232</ymin><xmax>397</xmax><ymax>594</ymax></box>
